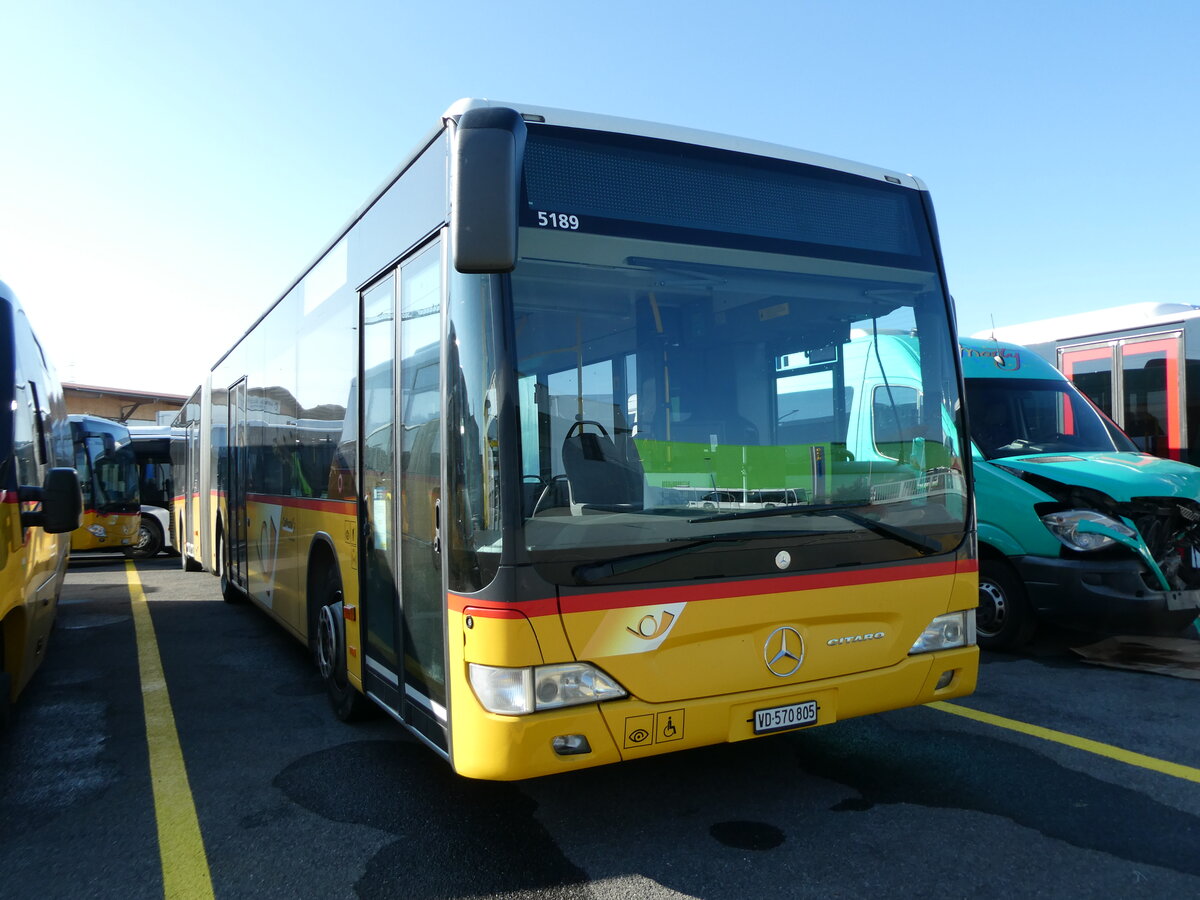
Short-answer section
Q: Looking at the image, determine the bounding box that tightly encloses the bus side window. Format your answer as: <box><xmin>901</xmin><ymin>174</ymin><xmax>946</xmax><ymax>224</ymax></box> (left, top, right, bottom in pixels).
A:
<box><xmin>872</xmin><ymin>384</ymin><xmax>920</xmax><ymax>459</ymax></box>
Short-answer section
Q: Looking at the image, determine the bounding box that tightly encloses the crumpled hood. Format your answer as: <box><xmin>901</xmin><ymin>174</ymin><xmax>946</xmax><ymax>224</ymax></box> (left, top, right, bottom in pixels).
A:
<box><xmin>996</xmin><ymin>451</ymin><xmax>1200</xmax><ymax>503</ymax></box>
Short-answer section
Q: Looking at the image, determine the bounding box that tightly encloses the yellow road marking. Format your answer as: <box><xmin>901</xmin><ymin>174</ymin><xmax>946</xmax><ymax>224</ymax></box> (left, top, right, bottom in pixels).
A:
<box><xmin>127</xmin><ymin>561</ymin><xmax>215</xmax><ymax>899</ymax></box>
<box><xmin>929</xmin><ymin>700</ymin><xmax>1200</xmax><ymax>784</ymax></box>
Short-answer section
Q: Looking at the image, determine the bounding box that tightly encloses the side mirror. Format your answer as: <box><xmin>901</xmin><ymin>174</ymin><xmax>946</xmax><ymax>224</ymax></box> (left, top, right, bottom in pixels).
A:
<box><xmin>450</xmin><ymin>106</ymin><xmax>527</xmax><ymax>274</ymax></box>
<box><xmin>20</xmin><ymin>467</ymin><xmax>84</xmax><ymax>534</ymax></box>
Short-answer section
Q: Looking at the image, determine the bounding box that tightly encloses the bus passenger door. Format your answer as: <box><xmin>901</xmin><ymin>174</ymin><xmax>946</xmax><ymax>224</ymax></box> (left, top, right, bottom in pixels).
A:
<box><xmin>1059</xmin><ymin>344</ymin><xmax>1115</xmax><ymax>420</ymax></box>
<box><xmin>1120</xmin><ymin>335</ymin><xmax>1183</xmax><ymax>460</ymax></box>
<box><xmin>357</xmin><ymin>243</ymin><xmax>447</xmax><ymax>752</ymax></box>
<box><xmin>1061</xmin><ymin>335</ymin><xmax>1184</xmax><ymax>459</ymax></box>
<box><xmin>360</xmin><ymin>273</ymin><xmax>403</xmax><ymax>711</ymax></box>
<box><xmin>183</xmin><ymin>422</ymin><xmax>197</xmax><ymax>556</ymax></box>
<box><xmin>396</xmin><ymin>244</ymin><xmax>446</xmax><ymax>750</ymax></box>
<box><xmin>228</xmin><ymin>378</ymin><xmax>248</xmax><ymax>589</ymax></box>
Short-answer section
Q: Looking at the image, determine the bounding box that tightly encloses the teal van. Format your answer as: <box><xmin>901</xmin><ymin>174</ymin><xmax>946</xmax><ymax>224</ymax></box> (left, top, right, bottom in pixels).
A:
<box><xmin>959</xmin><ymin>337</ymin><xmax>1200</xmax><ymax>649</ymax></box>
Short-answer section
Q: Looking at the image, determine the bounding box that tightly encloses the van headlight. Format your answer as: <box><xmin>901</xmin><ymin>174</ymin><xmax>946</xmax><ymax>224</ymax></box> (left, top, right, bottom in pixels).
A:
<box><xmin>468</xmin><ymin>662</ymin><xmax>627</xmax><ymax>715</ymax></box>
<box><xmin>1041</xmin><ymin>510</ymin><xmax>1136</xmax><ymax>552</ymax></box>
<box><xmin>909</xmin><ymin>610</ymin><xmax>975</xmax><ymax>654</ymax></box>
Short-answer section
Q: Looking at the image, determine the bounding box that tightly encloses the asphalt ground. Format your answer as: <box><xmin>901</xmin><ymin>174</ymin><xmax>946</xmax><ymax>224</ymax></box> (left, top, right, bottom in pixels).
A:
<box><xmin>2</xmin><ymin>555</ymin><xmax>1198</xmax><ymax>899</ymax></box>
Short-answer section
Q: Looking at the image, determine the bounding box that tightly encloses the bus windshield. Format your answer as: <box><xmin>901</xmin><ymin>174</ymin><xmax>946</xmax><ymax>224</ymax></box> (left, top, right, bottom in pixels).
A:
<box><xmin>75</xmin><ymin>426</ymin><xmax>140</xmax><ymax>513</ymax></box>
<box><xmin>510</xmin><ymin>130</ymin><xmax>967</xmax><ymax>584</ymax></box>
<box><xmin>965</xmin><ymin>377</ymin><xmax>1138</xmax><ymax>460</ymax></box>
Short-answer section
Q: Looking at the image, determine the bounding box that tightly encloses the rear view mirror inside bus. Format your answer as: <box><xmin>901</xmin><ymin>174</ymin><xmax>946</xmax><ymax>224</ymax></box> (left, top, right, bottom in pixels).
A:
<box><xmin>451</xmin><ymin>106</ymin><xmax>526</xmax><ymax>274</ymax></box>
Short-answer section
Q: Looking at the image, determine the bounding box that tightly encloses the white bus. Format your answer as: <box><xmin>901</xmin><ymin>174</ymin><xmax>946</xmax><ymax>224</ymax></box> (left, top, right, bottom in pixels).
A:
<box><xmin>980</xmin><ymin>302</ymin><xmax>1200</xmax><ymax>464</ymax></box>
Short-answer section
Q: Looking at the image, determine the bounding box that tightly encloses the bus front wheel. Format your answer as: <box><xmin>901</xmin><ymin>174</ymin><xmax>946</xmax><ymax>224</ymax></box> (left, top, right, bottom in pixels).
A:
<box><xmin>314</xmin><ymin>569</ymin><xmax>374</xmax><ymax>722</ymax></box>
<box><xmin>127</xmin><ymin>519</ymin><xmax>163</xmax><ymax>559</ymax></box>
<box><xmin>976</xmin><ymin>558</ymin><xmax>1036</xmax><ymax>651</ymax></box>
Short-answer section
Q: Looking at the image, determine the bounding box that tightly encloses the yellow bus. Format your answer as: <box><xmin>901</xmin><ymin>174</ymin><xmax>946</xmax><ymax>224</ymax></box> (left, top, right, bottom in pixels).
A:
<box><xmin>1</xmin><ymin>280</ymin><xmax>82</xmax><ymax>724</ymax></box>
<box><xmin>67</xmin><ymin>414</ymin><xmax>141</xmax><ymax>554</ymax></box>
<box><xmin>177</xmin><ymin>100</ymin><xmax>979</xmax><ymax>779</ymax></box>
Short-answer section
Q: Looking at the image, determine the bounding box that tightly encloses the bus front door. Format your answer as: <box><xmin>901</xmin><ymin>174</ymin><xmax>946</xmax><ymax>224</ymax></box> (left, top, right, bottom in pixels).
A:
<box><xmin>184</xmin><ymin>422</ymin><xmax>197</xmax><ymax>557</ymax></box>
<box><xmin>228</xmin><ymin>378</ymin><xmax>248</xmax><ymax>589</ymax></box>
<box><xmin>358</xmin><ymin>243</ymin><xmax>448</xmax><ymax>753</ymax></box>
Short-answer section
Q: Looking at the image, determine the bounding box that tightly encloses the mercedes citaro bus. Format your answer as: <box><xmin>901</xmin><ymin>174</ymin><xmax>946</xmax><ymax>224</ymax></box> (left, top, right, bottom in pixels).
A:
<box><xmin>67</xmin><ymin>414</ymin><xmax>140</xmax><ymax>555</ymax></box>
<box><xmin>175</xmin><ymin>100</ymin><xmax>978</xmax><ymax>779</ymax></box>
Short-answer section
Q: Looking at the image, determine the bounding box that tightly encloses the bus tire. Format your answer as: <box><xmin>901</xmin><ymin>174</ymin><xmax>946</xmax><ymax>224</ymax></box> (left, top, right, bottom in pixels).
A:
<box><xmin>218</xmin><ymin>531</ymin><xmax>244</xmax><ymax>603</ymax></box>
<box><xmin>127</xmin><ymin>519</ymin><xmax>164</xmax><ymax>559</ymax></box>
<box><xmin>976</xmin><ymin>557</ymin><xmax>1036</xmax><ymax>651</ymax></box>
<box><xmin>0</xmin><ymin>652</ymin><xmax>11</xmax><ymax>731</ymax></box>
<box><xmin>182</xmin><ymin>548</ymin><xmax>203</xmax><ymax>572</ymax></box>
<box><xmin>314</xmin><ymin>568</ymin><xmax>374</xmax><ymax>722</ymax></box>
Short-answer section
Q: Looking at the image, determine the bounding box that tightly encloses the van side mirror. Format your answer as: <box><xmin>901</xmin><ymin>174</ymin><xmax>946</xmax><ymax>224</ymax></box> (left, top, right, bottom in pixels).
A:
<box><xmin>20</xmin><ymin>467</ymin><xmax>84</xmax><ymax>534</ymax></box>
<box><xmin>450</xmin><ymin>106</ymin><xmax>527</xmax><ymax>274</ymax></box>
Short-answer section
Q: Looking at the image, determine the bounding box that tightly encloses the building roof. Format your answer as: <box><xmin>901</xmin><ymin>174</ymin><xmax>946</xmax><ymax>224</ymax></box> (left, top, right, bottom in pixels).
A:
<box><xmin>63</xmin><ymin>382</ymin><xmax>189</xmax><ymax>402</ymax></box>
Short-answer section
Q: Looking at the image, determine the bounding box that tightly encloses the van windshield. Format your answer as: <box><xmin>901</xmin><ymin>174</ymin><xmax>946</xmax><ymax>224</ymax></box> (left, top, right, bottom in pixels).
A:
<box><xmin>965</xmin><ymin>377</ymin><xmax>1137</xmax><ymax>459</ymax></box>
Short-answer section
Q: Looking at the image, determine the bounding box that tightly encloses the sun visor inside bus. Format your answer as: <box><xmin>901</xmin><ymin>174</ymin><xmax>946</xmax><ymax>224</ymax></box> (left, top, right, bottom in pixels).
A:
<box><xmin>452</xmin><ymin>107</ymin><xmax>527</xmax><ymax>274</ymax></box>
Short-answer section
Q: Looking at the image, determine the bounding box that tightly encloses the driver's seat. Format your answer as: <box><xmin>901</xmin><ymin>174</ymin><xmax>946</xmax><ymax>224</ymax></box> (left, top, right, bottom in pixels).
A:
<box><xmin>560</xmin><ymin>419</ymin><xmax>644</xmax><ymax>512</ymax></box>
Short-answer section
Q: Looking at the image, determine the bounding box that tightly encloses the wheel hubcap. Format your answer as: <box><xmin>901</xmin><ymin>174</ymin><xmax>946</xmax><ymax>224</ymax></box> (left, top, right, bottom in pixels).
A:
<box><xmin>317</xmin><ymin>606</ymin><xmax>338</xmax><ymax>680</ymax></box>
<box><xmin>977</xmin><ymin>579</ymin><xmax>1007</xmax><ymax>635</ymax></box>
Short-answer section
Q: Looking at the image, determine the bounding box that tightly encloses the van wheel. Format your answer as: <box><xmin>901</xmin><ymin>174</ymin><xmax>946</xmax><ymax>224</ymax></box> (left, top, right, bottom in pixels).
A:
<box><xmin>977</xmin><ymin>558</ymin><xmax>1036</xmax><ymax>651</ymax></box>
<box><xmin>314</xmin><ymin>568</ymin><xmax>374</xmax><ymax>722</ymax></box>
<box><xmin>127</xmin><ymin>519</ymin><xmax>163</xmax><ymax>559</ymax></box>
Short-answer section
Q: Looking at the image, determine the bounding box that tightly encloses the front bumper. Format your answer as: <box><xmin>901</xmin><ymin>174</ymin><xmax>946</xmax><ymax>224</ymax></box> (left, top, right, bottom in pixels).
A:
<box><xmin>1013</xmin><ymin>554</ymin><xmax>1200</xmax><ymax>634</ymax></box>
<box><xmin>449</xmin><ymin>646</ymin><xmax>978</xmax><ymax>780</ymax></box>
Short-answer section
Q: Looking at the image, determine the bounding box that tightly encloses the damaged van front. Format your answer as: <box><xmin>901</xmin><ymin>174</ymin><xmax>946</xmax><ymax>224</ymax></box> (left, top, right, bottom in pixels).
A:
<box><xmin>960</xmin><ymin>338</ymin><xmax>1200</xmax><ymax>649</ymax></box>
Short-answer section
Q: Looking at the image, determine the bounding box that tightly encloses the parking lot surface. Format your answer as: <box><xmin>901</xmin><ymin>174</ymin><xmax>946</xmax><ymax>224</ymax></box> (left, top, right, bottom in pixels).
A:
<box><xmin>2</xmin><ymin>556</ymin><xmax>1198</xmax><ymax>898</ymax></box>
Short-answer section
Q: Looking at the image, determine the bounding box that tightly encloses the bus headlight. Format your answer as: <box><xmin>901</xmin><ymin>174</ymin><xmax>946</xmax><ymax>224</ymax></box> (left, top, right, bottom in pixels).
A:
<box><xmin>909</xmin><ymin>610</ymin><xmax>975</xmax><ymax>654</ymax></box>
<box><xmin>469</xmin><ymin>662</ymin><xmax>627</xmax><ymax>715</ymax></box>
<box><xmin>1041</xmin><ymin>510</ymin><xmax>1136</xmax><ymax>552</ymax></box>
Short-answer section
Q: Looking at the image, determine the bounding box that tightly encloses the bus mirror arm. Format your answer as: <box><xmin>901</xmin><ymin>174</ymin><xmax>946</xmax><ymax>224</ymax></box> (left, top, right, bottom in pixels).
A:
<box><xmin>19</xmin><ymin>467</ymin><xmax>84</xmax><ymax>534</ymax></box>
<box><xmin>450</xmin><ymin>106</ymin><xmax>527</xmax><ymax>274</ymax></box>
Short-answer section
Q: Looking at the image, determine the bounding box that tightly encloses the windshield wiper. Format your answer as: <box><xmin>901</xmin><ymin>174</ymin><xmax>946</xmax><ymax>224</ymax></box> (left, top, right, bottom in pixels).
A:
<box><xmin>809</xmin><ymin>508</ymin><xmax>942</xmax><ymax>555</ymax></box>
<box><xmin>573</xmin><ymin>530</ymin><xmax>808</xmax><ymax>583</ymax></box>
<box><xmin>691</xmin><ymin>501</ymin><xmax>941</xmax><ymax>556</ymax></box>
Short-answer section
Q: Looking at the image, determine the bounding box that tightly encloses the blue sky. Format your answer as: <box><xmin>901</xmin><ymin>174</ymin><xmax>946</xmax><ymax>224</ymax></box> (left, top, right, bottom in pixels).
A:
<box><xmin>2</xmin><ymin>1</ymin><xmax>1197</xmax><ymax>395</ymax></box>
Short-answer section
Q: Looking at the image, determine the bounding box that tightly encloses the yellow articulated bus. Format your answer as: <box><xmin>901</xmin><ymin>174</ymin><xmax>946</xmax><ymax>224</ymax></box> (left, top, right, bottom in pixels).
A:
<box><xmin>1</xmin><ymin>280</ymin><xmax>82</xmax><ymax>724</ymax></box>
<box><xmin>67</xmin><ymin>414</ymin><xmax>141</xmax><ymax>555</ymax></box>
<box><xmin>176</xmin><ymin>100</ymin><xmax>978</xmax><ymax>780</ymax></box>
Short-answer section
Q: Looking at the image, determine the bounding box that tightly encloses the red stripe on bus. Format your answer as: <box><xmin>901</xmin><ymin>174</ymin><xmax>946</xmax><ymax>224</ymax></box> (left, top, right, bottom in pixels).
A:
<box><xmin>450</xmin><ymin>558</ymin><xmax>962</xmax><ymax>618</ymax></box>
